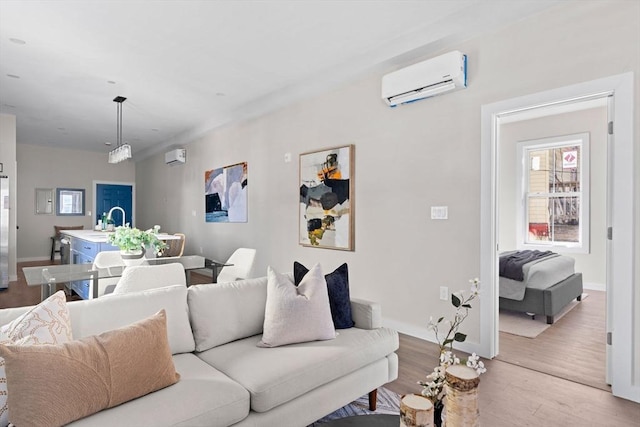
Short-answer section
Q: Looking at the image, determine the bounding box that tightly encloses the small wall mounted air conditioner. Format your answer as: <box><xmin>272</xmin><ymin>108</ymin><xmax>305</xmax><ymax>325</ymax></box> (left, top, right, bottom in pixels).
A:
<box><xmin>381</xmin><ymin>50</ymin><xmax>467</xmax><ymax>107</ymax></box>
<box><xmin>165</xmin><ymin>149</ymin><xmax>186</xmax><ymax>165</ymax></box>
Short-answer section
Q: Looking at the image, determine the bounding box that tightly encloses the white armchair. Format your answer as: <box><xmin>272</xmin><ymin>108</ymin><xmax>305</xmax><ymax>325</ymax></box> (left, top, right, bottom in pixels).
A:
<box><xmin>108</xmin><ymin>263</ymin><xmax>187</xmax><ymax>295</ymax></box>
<box><xmin>216</xmin><ymin>248</ymin><xmax>256</xmax><ymax>283</ymax></box>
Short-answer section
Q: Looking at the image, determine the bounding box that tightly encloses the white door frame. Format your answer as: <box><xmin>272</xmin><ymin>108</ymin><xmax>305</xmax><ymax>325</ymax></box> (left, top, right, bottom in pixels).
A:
<box><xmin>480</xmin><ymin>73</ymin><xmax>637</xmax><ymax>402</ymax></box>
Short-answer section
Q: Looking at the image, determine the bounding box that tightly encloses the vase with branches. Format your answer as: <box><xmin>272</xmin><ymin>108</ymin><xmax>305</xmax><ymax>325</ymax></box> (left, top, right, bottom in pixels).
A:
<box><xmin>418</xmin><ymin>278</ymin><xmax>486</xmax><ymax>425</ymax></box>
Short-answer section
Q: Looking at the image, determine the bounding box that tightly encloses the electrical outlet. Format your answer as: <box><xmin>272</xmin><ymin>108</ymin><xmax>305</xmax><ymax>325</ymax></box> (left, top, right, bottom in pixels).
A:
<box><xmin>440</xmin><ymin>286</ymin><xmax>448</xmax><ymax>301</ymax></box>
<box><xmin>199</xmin><ymin>247</ymin><xmax>203</xmax><ymax>254</ymax></box>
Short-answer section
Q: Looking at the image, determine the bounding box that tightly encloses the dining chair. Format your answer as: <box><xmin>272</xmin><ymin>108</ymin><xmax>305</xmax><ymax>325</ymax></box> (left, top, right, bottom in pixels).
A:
<box><xmin>159</xmin><ymin>233</ymin><xmax>186</xmax><ymax>257</ymax></box>
<box><xmin>108</xmin><ymin>263</ymin><xmax>186</xmax><ymax>295</ymax></box>
<box><xmin>216</xmin><ymin>248</ymin><xmax>256</xmax><ymax>283</ymax></box>
<box><xmin>92</xmin><ymin>251</ymin><xmax>125</xmax><ymax>298</ymax></box>
<box><xmin>50</xmin><ymin>225</ymin><xmax>84</xmax><ymax>261</ymax></box>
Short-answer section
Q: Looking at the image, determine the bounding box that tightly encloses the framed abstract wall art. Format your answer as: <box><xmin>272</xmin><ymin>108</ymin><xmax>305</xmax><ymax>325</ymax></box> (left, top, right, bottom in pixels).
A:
<box><xmin>299</xmin><ymin>144</ymin><xmax>354</xmax><ymax>250</ymax></box>
<box><xmin>205</xmin><ymin>162</ymin><xmax>248</xmax><ymax>223</ymax></box>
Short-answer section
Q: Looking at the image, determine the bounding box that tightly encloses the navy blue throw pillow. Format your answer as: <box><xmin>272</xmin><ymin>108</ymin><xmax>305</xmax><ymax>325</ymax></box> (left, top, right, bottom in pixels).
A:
<box><xmin>293</xmin><ymin>262</ymin><xmax>354</xmax><ymax>329</ymax></box>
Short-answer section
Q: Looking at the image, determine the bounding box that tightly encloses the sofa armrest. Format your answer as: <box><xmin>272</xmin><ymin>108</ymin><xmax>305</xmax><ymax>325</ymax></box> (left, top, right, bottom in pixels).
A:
<box><xmin>350</xmin><ymin>298</ymin><xmax>382</xmax><ymax>330</ymax></box>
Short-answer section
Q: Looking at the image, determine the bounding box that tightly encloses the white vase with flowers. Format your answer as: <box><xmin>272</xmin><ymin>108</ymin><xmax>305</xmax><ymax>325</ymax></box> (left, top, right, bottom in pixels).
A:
<box><xmin>106</xmin><ymin>225</ymin><xmax>166</xmax><ymax>266</ymax></box>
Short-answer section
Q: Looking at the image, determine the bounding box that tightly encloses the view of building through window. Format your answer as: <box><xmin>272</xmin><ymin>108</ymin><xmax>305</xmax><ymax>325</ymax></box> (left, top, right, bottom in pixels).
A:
<box><xmin>526</xmin><ymin>144</ymin><xmax>582</xmax><ymax>245</ymax></box>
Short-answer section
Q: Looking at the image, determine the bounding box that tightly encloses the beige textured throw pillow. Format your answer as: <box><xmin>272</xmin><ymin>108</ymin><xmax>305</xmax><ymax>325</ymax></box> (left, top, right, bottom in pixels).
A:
<box><xmin>258</xmin><ymin>264</ymin><xmax>335</xmax><ymax>347</ymax></box>
<box><xmin>0</xmin><ymin>309</ymin><xmax>179</xmax><ymax>427</ymax></box>
<box><xmin>0</xmin><ymin>290</ymin><xmax>72</xmax><ymax>427</ymax></box>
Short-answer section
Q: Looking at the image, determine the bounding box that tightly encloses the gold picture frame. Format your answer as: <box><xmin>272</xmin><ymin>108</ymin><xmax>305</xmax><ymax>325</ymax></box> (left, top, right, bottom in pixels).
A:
<box><xmin>299</xmin><ymin>144</ymin><xmax>354</xmax><ymax>251</ymax></box>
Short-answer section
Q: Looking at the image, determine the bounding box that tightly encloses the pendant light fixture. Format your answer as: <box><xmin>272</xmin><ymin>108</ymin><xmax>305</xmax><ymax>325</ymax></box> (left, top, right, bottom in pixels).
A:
<box><xmin>108</xmin><ymin>96</ymin><xmax>132</xmax><ymax>163</ymax></box>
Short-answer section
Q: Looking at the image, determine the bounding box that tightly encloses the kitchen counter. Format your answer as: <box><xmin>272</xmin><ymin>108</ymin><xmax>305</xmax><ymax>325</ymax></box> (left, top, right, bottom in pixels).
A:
<box><xmin>61</xmin><ymin>229</ymin><xmax>180</xmax><ymax>243</ymax></box>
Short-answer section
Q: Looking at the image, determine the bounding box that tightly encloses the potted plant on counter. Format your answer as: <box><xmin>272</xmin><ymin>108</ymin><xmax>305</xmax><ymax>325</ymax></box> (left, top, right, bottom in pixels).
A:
<box><xmin>107</xmin><ymin>225</ymin><xmax>166</xmax><ymax>265</ymax></box>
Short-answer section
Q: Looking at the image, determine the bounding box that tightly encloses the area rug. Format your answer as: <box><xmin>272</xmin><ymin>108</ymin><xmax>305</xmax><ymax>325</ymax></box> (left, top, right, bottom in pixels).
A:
<box><xmin>499</xmin><ymin>293</ymin><xmax>589</xmax><ymax>338</ymax></box>
<box><xmin>308</xmin><ymin>387</ymin><xmax>400</xmax><ymax>426</ymax></box>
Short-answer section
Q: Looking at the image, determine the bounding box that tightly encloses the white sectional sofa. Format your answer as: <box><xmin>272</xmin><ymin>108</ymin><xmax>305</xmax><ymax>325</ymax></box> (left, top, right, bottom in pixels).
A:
<box><xmin>0</xmin><ymin>276</ymin><xmax>399</xmax><ymax>427</ymax></box>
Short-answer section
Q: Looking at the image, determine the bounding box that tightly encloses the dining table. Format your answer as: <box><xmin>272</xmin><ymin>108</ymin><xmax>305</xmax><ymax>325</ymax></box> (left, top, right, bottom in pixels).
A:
<box><xmin>23</xmin><ymin>255</ymin><xmax>210</xmax><ymax>301</ymax></box>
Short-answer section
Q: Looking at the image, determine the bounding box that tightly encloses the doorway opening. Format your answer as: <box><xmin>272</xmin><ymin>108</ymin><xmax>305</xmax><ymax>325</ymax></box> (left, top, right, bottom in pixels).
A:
<box><xmin>479</xmin><ymin>72</ymin><xmax>636</xmax><ymax>402</ymax></box>
<box><xmin>494</xmin><ymin>96</ymin><xmax>608</xmax><ymax>391</ymax></box>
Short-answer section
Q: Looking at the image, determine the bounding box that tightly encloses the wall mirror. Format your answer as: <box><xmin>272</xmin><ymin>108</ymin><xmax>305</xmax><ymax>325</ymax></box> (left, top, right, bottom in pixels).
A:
<box><xmin>56</xmin><ymin>188</ymin><xmax>85</xmax><ymax>216</ymax></box>
<box><xmin>35</xmin><ymin>188</ymin><xmax>54</xmax><ymax>214</ymax></box>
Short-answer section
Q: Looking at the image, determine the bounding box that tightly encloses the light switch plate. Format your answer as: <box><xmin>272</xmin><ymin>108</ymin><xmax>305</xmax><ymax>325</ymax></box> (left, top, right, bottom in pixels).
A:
<box><xmin>431</xmin><ymin>206</ymin><xmax>448</xmax><ymax>220</ymax></box>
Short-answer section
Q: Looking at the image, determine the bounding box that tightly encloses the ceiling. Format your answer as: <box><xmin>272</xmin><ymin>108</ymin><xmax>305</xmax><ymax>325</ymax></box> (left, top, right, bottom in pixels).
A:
<box><xmin>0</xmin><ymin>0</ymin><xmax>560</xmax><ymax>161</ymax></box>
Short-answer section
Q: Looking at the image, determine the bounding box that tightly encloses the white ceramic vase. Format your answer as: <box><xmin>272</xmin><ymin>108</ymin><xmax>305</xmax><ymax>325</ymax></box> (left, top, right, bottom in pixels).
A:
<box><xmin>120</xmin><ymin>247</ymin><xmax>148</xmax><ymax>267</ymax></box>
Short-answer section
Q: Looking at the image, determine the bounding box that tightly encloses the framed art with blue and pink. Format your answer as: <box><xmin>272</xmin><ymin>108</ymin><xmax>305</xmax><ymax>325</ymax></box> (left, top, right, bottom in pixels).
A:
<box><xmin>299</xmin><ymin>145</ymin><xmax>354</xmax><ymax>251</ymax></box>
<box><xmin>205</xmin><ymin>162</ymin><xmax>248</xmax><ymax>223</ymax></box>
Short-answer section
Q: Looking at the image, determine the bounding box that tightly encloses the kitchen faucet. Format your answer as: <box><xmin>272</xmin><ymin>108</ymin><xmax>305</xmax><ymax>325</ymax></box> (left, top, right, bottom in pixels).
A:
<box><xmin>107</xmin><ymin>206</ymin><xmax>126</xmax><ymax>227</ymax></box>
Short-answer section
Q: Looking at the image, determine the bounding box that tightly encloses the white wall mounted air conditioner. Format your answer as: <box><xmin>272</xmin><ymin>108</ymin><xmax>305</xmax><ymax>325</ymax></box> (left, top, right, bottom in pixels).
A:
<box><xmin>381</xmin><ymin>50</ymin><xmax>467</xmax><ymax>107</ymax></box>
<box><xmin>165</xmin><ymin>149</ymin><xmax>186</xmax><ymax>165</ymax></box>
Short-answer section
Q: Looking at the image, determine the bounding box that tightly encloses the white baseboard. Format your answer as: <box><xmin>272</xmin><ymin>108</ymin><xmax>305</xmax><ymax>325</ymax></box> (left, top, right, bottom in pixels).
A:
<box><xmin>583</xmin><ymin>281</ymin><xmax>605</xmax><ymax>292</ymax></box>
<box><xmin>382</xmin><ymin>317</ymin><xmax>484</xmax><ymax>358</ymax></box>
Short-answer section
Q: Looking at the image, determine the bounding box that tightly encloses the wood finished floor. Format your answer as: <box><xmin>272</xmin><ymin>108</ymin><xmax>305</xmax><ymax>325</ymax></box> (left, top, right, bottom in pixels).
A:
<box><xmin>387</xmin><ymin>334</ymin><xmax>639</xmax><ymax>426</ymax></box>
<box><xmin>497</xmin><ymin>290</ymin><xmax>608</xmax><ymax>391</ymax></box>
<box><xmin>2</xmin><ymin>261</ymin><xmax>639</xmax><ymax>425</ymax></box>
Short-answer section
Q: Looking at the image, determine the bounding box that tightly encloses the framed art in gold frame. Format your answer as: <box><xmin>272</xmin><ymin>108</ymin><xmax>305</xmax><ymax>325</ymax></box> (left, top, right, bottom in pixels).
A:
<box><xmin>299</xmin><ymin>144</ymin><xmax>354</xmax><ymax>251</ymax></box>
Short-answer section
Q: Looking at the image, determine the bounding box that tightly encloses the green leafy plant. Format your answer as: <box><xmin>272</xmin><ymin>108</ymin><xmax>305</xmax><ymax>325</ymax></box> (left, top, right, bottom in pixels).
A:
<box><xmin>107</xmin><ymin>225</ymin><xmax>166</xmax><ymax>255</ymax></box>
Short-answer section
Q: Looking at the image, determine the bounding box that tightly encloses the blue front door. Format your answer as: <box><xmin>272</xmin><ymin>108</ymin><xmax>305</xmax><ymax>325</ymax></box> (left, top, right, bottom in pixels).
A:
<box><xmin>96</xmin><ymin>184</ymin><xmax>133</xmax><ymax>226</ymax></box>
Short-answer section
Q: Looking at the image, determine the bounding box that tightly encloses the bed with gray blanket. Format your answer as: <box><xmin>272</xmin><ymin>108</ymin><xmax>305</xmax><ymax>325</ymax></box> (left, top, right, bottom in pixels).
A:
<box><xmin>499</xmin><ymin>250</ymin><xmax>583</xmax><ymax>324</ymax></box>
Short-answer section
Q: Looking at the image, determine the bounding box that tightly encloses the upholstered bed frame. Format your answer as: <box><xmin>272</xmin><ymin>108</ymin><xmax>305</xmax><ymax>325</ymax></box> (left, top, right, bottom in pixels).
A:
<box><xmin>499</xmin><ymin>272</ymin><xmax>583</xmax><ymax>324</ymax></box>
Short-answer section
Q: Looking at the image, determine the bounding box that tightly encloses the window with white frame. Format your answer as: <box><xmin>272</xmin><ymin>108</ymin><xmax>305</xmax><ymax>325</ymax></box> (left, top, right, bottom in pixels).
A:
<box><xmin>516</xmin><ymin>133</ymin><xmax>590</xmax><ymax>252</ymax></box>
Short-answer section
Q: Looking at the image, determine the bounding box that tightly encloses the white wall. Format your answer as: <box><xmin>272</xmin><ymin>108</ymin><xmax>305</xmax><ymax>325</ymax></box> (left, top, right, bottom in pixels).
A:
<box><xmin>136</xmin><ymin>1</ymin><xmax>639</xmax><ymax>361</ymax></box>
<box><xmin>0</xmin><ymin>114</ymin><xmax>17</xmax><ymax>280</ymax></box>
<box><xmin>499</xmin><ymin>107</ymin><xmax>608</xmax><ymax>287</ymax></box>
<box><xmin>16</xmin><ymin>144</ymin><xmax>135</xmax><ymax>260</ymax></box>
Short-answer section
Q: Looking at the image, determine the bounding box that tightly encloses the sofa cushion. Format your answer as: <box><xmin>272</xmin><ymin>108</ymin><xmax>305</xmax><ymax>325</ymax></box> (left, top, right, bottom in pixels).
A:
<box><xmin>66</xmin><ymin>354</ymin><xmax>250</xmax><ymax>427</ymax></box>
<box><xmin>188</xmin><ymin>276</ymin><xmax>269</xmax><ymax>351</ymax></box>
<box><xmin>197</xmin><ymin>326</ymin><xmax>399</xmax><ymax>413</ymax></box>
<box><xmin>294</xmin><ymin>262</ymin><xmax>355</xmax><ymax>329</ymax></box>
<box><xmin>68</xmin><ymin>284</ymin><xmax>195</xmax><ymax>354</ymax></box>
<box><xmin>0</xmin><ymin>291</ymin><xmax>72</xmax><ymax>427</ymax></box>
<box><xmin>258</xmin><ymin>265</ymin><xmax>335</xmax><ymax>347</ymax></box>
<box><xmin>0</xmin><ymin>310</ymin><xmax>179</xmax><ymax>427</ymax></box>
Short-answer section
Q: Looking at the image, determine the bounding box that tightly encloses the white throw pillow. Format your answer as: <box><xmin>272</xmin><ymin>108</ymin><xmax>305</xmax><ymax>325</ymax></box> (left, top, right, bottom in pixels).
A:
<box><xmin>258</xmin><ymin>264</ymin><xmax>335</xmax><ymax>347</ymax></box>
<box><xmin>0</xmin><ymin>291</ymin><xmax>73</xmax><ymax>427</ymax></box>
